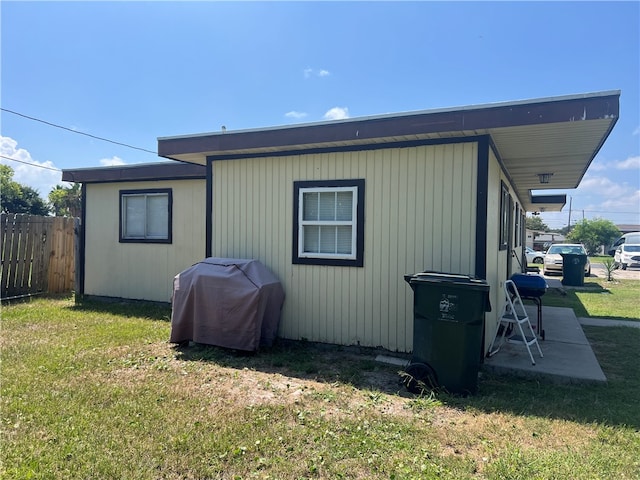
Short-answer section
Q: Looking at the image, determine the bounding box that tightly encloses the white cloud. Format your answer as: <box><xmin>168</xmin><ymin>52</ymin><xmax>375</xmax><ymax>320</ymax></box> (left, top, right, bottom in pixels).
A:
<box><xmin>633</xmin><ymin>125</ymin><xmax>640</xmax><ymax>136</ymax></box>
<box><xmin>578</xmin><ymin>175</ymin><xmax>625</xmax><ymax>198</ymax></box>
<box><xmin>0</xmin><ymin>136</ymin><xmax>62</xmax><ymax>196</ymax></box>
<box><xmin>285</xmin><ymin>111</ymin><xmax>308</xmax><ymax>120</ymax></box>
<box><xmin>323</xmin><ymin>107</ymin><xmax>350</xmax><ymax>121</ymax></box>
<box><xmin>538</xmin><ymin>169</ymin><xmax>640</xmax><ymax>228</ymax></box>
<box><xmin>303</xmin><ymin>67</ymin><xmax>330</xmax><ymax>78</ymax></box>
<box><xmin>601</xmin><ymin>189</ymin><xmax>640</xmax><ymax>211</ymax></box>
<box><xmin>99</xmin><ymin>156</ymin><xmax>126</xmax><ymax>166</ymax></box>
<box><xmin>587</xmin><ymin>155</ymin><xmax>640</xmax><ymax>172</ymax></box>
<box><xmin>566</xmin><ymin>174</ymin><xmax>638</xmax><ymax>222</ymax></box>
<box><xmin>614</xmin><ymin>155</ymin><xmax>640</xmax><ymax>170</ymax></box>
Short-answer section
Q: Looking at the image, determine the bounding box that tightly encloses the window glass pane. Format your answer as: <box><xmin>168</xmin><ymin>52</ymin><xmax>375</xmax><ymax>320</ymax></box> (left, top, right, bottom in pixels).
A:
<box><xmin>319</xmin><ymin>192</ymin><xmax>335</xmax><ymax>221</ymax></box>
<box><xmin>303</xmin><ymin>192</ymin><xmax>318</xmax><ymax>221</ymax></box>
<box><xmin>303</xmin><ymin>225</ymin><xmax>319</xmax><ymax>253</ymax></box>
<box><xmin>336</xmin><ymin>191</ymin><xmax>353</xmax><ymax>221</ymax></box>
<box><xmin>146</xmin><ymin>195</ymin><xmax>168</xmax><ymax>238</ymax></box>
<box><xmin>124</xmin><ymin>196</ymin><xmax>145</xmax><ymax>238</ymax></box>
<box><xmin>336</xmin><ymin>226</ymin><xmax>353</xmax><ymax>254</ymax></box>
<box><xmin>295</xmin><ymin>181</ymin><xmax>363</xmax><ymax>264</ymax></box>
<box><xmin>319</xmin><ymin>225</ymin><xmax>336</xmax><ymax>253</ymax></box>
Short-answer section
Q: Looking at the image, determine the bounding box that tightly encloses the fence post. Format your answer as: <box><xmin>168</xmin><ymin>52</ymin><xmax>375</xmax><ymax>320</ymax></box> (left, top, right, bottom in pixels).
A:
<box><xmin>74</xmin><ymin>217</ymin><xmax>82</xmax><ymax>299</ymax></box>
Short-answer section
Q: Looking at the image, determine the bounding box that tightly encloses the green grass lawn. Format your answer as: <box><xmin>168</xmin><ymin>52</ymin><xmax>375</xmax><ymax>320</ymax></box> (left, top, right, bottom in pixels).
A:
<box><xmin>2</xmin><ymin>295</ymin><xmax>640</xmax><ymax>479</ymax></box>
<box><xmin>543</xmin><ymin>279</ymin><xmax>640</xmax><ymax>321</ymax></box>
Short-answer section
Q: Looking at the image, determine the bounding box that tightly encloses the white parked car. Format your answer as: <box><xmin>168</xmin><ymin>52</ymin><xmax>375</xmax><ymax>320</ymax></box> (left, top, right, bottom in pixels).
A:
<box><xmin>614</xmin><ymin>244</ymin><xmax>640</xmax><ymax>270</ymax></box>
<box><xmin>525</xmin><ymin>247</ymin><xmax>545</xmax><ymax>264</ymax></box>
<box><xmin>607</xmin><ymin>232</ymin><xmax>640</xmax><ymax>256</ymax></box>
<box><xmin>543</xmin><ymin>243</ymin><xmax>591</xmax><ymax>276</ymax></box>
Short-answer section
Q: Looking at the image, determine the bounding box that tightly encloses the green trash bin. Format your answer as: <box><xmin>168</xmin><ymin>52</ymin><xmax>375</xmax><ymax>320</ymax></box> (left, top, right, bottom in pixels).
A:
<box><xmin>561</xmin><ymin>253</ymin><xmax>587</xmax><ymax>286</ymax></box>
<box><xmin>403</xmin><ymin>272</ymin><xmax>491</xmax><ymax>395</ymax></box>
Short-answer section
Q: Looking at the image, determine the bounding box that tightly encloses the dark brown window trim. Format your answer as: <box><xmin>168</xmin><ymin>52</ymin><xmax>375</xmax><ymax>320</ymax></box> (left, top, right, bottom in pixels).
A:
<box><xmin>499</xmin><ymin>181</ymin><xmax>511</xmax><ymax>251</ymax></box>
<box><xmin>119</xmin><ymin>188</ymin><xmax>173</xmax><ymax>244</ymax></box>
<box><xmin>293</xmin><ymin>179</ymin><xmax>365</xmax><ymax>267</ymax></box>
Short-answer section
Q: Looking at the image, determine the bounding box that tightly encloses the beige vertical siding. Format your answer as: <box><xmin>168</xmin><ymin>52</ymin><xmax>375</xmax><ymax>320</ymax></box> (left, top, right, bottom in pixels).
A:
<box><xmin>484</xmin><ymin>149</ymin><xmax>503</xmax><ymax>351</ymax></box>
<box><xmin>84</xmin><ymin>179</ymin><xmax>205</xmax><ymax>302</ymax></box>
<box><xmin>483</xmin><ymin>148</ymin><xmax>526</xmax><ymax>352</ymax></box>
<box><xmin>212</xmin><ymin>143</ymin><xmax>478</xmax><ymax>352</ymax></box>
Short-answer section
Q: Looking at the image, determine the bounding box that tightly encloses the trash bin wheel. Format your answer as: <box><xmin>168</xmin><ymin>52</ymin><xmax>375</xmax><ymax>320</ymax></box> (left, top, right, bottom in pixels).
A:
<box><xmin>402</xmin><ymin>362</ymin><xmax>438</xmax><ymax>394</ymax></box>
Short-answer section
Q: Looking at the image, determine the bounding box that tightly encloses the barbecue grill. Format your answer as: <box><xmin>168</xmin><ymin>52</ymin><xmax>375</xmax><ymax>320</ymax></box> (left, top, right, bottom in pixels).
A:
<box><xmin>510</xmin><ymin>273</ymin><xmax>548</xmax><ymax>340</ymax></box>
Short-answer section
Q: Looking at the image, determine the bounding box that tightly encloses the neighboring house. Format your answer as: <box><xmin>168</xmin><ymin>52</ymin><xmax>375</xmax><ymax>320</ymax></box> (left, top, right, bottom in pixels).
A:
<box><xmin>65</xmin><ymin>91</ymin><xmax>619</xmax><ymax>356</ymax></box>
<box><xmin>526</xmin><ymin>230</ymin><xmax>566</xmax><ymax>251</ymax></box>
<box><xmin>62</xmin><ymin>162</ymin><xmax>206</xmax><ymax>303</ymax></box>
<box><xmin>617</xmin><ymin>224</ymin><xmax>640</xmax><ymax>235</ymax></box>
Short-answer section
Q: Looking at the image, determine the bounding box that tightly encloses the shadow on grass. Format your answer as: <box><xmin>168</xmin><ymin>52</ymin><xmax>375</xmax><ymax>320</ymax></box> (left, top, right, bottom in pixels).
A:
<box><xmin>173</xmin><ymin>339</ymin><xmax>409</xmax><ymax>397</ymax></box>
<box><xmin>67</xmin><ymin>296</ymin><xmax>172</xmax><ymax>322</ymax></box>
<box><xmin>172</xmin><ymin>329</ymin><xmax>640</xmax><ymax>430</ymax></box>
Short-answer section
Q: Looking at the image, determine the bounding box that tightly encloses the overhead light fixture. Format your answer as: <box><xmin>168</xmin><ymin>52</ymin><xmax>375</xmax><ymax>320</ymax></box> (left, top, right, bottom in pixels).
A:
<box><xmin>537</xmin><ymin>173</ymin><xmax>554</xmax><ymax>184</ymax></box>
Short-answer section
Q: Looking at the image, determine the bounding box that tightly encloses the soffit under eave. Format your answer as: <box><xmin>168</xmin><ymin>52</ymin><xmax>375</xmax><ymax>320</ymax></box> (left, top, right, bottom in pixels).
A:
<box><xmin>490</xmin><ymin>117</ymin><xmax>615</xmax><ymax>212</ymax></box>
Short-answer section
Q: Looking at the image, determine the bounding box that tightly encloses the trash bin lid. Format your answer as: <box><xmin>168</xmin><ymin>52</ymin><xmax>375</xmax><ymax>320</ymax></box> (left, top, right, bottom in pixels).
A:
<box><xmin>405</xmin><ymin>271</ymin><xmax>492</xmax><ymax>314</ymax></box>
<box><xmin>405</xmin><ymin>271</ymin><xmax>488</xmax><ymax>288</ymax></box>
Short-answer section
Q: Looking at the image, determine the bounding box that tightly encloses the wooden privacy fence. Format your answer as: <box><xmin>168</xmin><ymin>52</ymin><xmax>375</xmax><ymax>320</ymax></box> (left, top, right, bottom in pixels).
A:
<box><xmin>1</xmin><ymin>214</ymin><xmax>76</xmax><ymax>299</ymax></box>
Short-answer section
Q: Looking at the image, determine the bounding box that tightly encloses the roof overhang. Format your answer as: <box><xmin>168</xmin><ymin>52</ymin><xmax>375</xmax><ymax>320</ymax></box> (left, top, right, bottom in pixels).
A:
<box><xmin>157</xmin><ymin>90</ymin><xmax>619</xmax><ymax>212</ymax></box>
<box><xmin>62</xmin><ymin>161</ymin><xmax>206</xmax><ymax>184</ymax></box>
<box><xmin>529</xmin><ymin>194</ymin><xmax>567</xmax><ymax>213</ymax></box>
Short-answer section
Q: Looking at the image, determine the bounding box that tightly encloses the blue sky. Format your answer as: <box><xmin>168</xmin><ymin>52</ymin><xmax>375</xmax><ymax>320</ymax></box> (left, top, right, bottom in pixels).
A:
<box><xmin>1</xmin><ymin>1</ymin><xmax>638</xmax><ymax>230</ymax></box>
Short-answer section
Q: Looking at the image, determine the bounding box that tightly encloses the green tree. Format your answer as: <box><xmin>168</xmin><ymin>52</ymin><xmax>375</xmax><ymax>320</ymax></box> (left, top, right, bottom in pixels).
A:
<box><xmin>525</xmin><ymin>215</ymin><xmax>548</xmax><ymax>232</ymax></box>
<box><xmin>567</xmin><ymin>218</ymin><xmax>620</xmax><ymax>255</ymax></box>
<box><xmin>0</xmin><ymin>165</ymin><xmax>50</xmax><ymax>215</ymax></box>
<box><xmin>48</xmin><ymin>183</ymin><xmax>81</xmax><ymax>217</ymax></box>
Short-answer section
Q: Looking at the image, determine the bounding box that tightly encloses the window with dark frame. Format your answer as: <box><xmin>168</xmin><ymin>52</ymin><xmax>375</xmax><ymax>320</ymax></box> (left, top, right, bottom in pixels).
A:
<box><xmin>119</xmin><ymin>189</ymin><xmax>172</xmax><ymax>244</ymax></box>
<box><xmin>499</xmin><ymin>181</ymin><xmax>512</xmax><ymax>250</ymax></box>
<box><xmin>293</xmin><ymin>179</ymin><xmax>365</xmax><ymax>267</ymax></box>
<box><xmin>514</xmin><ymin>203</ymin><xmax>521</xmax><ymax>247</ymax></box>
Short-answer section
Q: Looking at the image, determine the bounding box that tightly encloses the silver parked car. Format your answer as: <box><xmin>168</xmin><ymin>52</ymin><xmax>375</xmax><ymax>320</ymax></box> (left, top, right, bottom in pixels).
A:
<box><xmin>543</xmin><ymin>244</ymin><xmax>591</xmax><ymax>276</ymax></box>
<box><xmin>525</xmin><ymin>246</ymin><xmax>545</xmax><ymax>264</ymax></box>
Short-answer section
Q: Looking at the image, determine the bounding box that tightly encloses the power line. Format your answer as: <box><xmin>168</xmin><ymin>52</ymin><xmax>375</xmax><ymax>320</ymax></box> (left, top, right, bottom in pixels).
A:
<box><xmin>1</xmin><ymin>107</ymin><xmax>158</xmax><ymax>155</ymax></box>
<box><xmin>577</xmin><ymin>209</ymin><xmax>640</xmax><ymax>215</ymax></box>
<box><xmin>0</xmin><ymin>154</ymin><xmax>61</xmax><ymax>172</ymax></box>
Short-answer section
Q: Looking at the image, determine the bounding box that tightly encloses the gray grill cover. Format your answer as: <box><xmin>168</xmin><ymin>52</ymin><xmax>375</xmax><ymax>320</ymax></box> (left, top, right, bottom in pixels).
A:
<box><xmin>170</xmin><ymin>258</ymin><xmax>285</xmax><ymax>351</ymax></box>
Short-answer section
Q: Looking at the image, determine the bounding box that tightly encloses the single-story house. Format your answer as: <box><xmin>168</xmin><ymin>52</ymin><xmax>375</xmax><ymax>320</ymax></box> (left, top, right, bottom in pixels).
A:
<box><xmin>64</xmin><ymin>90</ymin><xmax>619</xmax><ymax>355</ymax></box>
<box><xmin>62</xmin><ymin>162</ymin><xmax>206</xmax><ymax>302</ymax></box>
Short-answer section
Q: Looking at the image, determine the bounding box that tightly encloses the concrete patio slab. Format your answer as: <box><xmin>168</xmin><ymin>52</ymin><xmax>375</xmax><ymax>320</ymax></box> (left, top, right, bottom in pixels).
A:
<box><xmin>483</xmin><ymin>305</ymin><xmax>607</xmax><ymax>384</ymax></box>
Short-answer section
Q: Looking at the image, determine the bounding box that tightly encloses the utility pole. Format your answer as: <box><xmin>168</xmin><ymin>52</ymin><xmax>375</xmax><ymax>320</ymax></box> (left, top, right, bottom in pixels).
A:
<box><xmin>567</xmin><ymin>196</ymin><xmax>572</xmax><ymax>231</ymax></box>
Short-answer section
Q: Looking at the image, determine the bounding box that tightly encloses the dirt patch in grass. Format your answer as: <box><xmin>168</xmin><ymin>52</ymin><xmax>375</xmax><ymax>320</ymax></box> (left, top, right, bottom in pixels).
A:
<box><xmin>88</xmin><ymin>338</ymin><xmax>601</xmax><ymax>471</ymax></box>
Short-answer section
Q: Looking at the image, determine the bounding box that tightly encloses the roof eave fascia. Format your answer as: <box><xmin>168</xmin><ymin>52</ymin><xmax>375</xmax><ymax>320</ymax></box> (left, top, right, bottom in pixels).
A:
<box><xmin>157</xmin><ymin>90</ymin><xmax>620</xmax><ymax>158</ymax></box>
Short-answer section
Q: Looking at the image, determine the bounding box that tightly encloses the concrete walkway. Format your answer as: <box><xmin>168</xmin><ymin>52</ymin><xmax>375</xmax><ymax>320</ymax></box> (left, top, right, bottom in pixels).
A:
<box><xmin>483</xmin><ymin>305</ymin><xmax>607</xmax><ymax>384</ymax></box>
<box><xmin>578</xmin><ymin>317</ymin><xmax>640</xmax><ymax>328</ymax></box>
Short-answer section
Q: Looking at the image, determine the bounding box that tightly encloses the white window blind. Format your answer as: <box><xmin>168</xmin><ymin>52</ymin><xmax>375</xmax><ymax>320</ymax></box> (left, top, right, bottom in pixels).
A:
<box><xmin>299</xmin><ymin>187</ymin><xmax>357</xmax><ymax>259</ymax></box>
<box><xmin>121</xmin><ymin>192</ymin><xmax>169</xmax><ymax>241</ymax></box>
